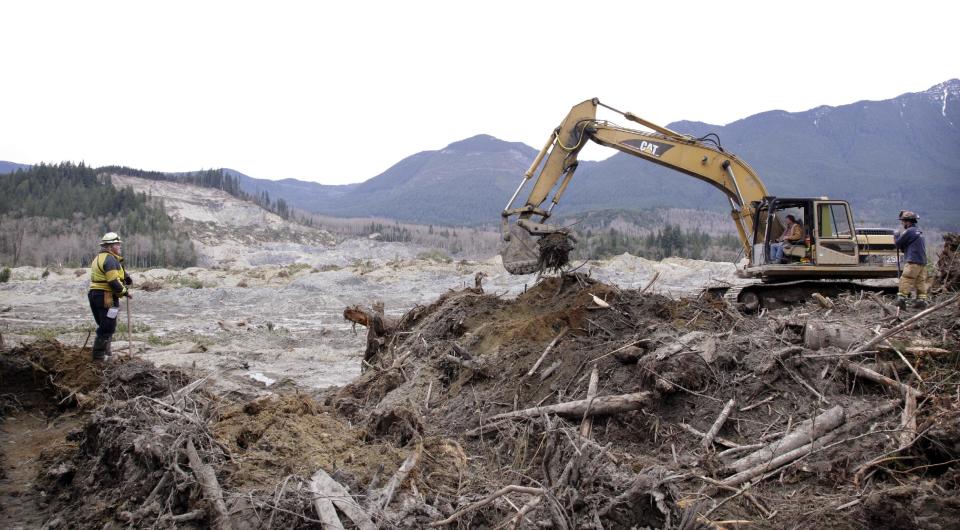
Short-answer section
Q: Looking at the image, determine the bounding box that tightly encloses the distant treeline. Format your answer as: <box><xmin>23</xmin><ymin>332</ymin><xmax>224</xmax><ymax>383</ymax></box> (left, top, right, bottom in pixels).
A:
<box><xmin>100</xmin><ymin>166</ymin><xmax>293</xmax><ymax>221</ymax></box>
<box><xmin>0</xmin><ymin>162</ymin><xmax>196</xmax><ymax>268</ymax></box>
<box><xmin>580</xmin><ymin>224</ymin><xmax>742</xmax><ymax>261</ymax></box>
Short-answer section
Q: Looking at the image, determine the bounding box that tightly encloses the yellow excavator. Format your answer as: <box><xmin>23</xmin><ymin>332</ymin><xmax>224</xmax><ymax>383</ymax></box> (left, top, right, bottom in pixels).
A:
<box><xmin>501</xmin><ymin>98</ymin><xmax>901</xmax><ymax>309</ymax></box>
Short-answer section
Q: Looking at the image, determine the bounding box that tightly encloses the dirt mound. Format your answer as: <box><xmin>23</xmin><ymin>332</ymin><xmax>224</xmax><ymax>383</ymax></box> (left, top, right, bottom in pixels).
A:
<box><xmin>214</xmin><ymin>395</ymin><xmax>406</xmax><ymax>491</ymax></box>
<box><xmin>1</xmin><ymin>340</ymin><xmax>102</xmax><ymax>410</ymax></box>
<box><xmin>0</xmin><ymin>339</ymin><xmax>190</xmax><ymax>411</ymax></box>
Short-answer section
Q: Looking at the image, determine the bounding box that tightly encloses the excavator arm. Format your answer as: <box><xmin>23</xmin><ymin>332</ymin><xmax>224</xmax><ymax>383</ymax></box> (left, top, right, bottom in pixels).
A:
<box><xmin>501</xmin><ymin>98</ymin><xmax>768</xmax><ymax>274</ymax></box>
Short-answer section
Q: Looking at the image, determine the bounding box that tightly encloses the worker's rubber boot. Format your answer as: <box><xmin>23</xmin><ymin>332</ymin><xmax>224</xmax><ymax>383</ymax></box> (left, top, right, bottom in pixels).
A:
<box><xmin>896</xmin><ymin>294</ymin><xmax>909</xmax><ymax>310</ymax></box>
<box><xmin>91</xmin><ymin>336</ymin><xmax>108</xmax><ymax>362</ymax></box>
<box><xmin>913</xmin><ymin>297</ymin><xmax>928</xmax><ymax>309</ymax></box>
<box><xmin>104</xmin><ymin>338</ymin><xmax>113</xmax><ymax>358</ymax></box>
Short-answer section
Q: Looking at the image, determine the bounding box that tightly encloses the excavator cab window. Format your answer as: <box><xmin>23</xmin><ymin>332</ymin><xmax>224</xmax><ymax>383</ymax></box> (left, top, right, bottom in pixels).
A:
<box><xmin>753</xmin><ymin>204</ymin><xmax>770</xmax><ymax>263</ymax></box>
<box><xmin>815</xmin><ymin>201</ymin><xmax>858</xmax><ymax>265</ymax></box>
<box><xmin>819</xmin><ymin>203</ymin><xmax>852</xmax><ymax>238</ymax></box>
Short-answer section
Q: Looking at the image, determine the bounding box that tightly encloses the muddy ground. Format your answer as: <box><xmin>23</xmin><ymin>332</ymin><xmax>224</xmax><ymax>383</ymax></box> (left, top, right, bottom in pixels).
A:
<box><xmin>0</xmin><ymin>249</ymin><xmax>743</xmax><ymax>397</ymax></box>
<box><xmin>2</xmin><ymin>239</ymin><xmax>958</xmax><ymax>528</ymax></box>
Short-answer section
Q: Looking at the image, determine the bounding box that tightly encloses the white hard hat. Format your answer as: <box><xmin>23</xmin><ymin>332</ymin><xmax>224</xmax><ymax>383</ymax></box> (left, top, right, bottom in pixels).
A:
<box><xmin>100</xmin><ymin>232</ymin><xmax>122</xmax><ymax>245</ymax></box>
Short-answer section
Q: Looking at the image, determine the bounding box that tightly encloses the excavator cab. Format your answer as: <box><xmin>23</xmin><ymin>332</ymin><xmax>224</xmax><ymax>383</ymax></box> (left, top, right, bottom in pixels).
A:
<box><xmin>748</xmin><ymin>197</ymin><xmax>899</xmax><ymax>281</ymax></box>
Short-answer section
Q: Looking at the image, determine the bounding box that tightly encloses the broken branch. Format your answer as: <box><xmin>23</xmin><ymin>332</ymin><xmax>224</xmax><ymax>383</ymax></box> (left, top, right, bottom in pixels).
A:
<box><xmin>489</xmin><ymin>392</ymin><xmax>650</xmax><ymax>421</ymax></box>
<box><xmin>428</xmin><ymin>485</ymin><xmax>544</xmax><ymax>527</ymax></box>
<box><xmin>702</xmin><ymin>399</ymin><xmax>736</xmax><ymax>449</ymax></box>
<box><xmin>526</xmin><ymin>326</ymin><xmax>569</xmax><ymax>377</ymax></box>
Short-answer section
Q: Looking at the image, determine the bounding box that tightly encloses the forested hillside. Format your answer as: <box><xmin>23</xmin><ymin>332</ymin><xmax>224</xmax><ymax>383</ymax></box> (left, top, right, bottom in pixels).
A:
<box><xmin>0</xmin><ymin>162</ymin><xmax>195</xmax><ymax>268</ymax></box>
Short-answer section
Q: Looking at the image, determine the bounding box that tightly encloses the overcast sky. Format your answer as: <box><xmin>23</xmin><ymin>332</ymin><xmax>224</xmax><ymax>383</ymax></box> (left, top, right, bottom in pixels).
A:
<box><xmin>2</xmin><ymin>1</ymin><xmax>957</xmax><ymax>185</ymax></box>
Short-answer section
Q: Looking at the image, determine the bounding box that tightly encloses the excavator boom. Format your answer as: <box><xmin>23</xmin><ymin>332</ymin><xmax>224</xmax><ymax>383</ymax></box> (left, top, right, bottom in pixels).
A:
<box><xmin>502</xmin><ymin>98</ymin><xmax>766</xmax><ymax>273</ymax></box>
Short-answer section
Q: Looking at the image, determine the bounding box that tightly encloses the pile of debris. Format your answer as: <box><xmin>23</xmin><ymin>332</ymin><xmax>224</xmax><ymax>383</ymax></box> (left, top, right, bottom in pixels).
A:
<box><xmin>3</xmin><ymin>272</ymin><xmax>959</xmax><ymax>529</ymax></box>
<box><xmin>335</xmin><ymin>274</ymin><xmax>960</xmax><ymax>528</ymax></box>
<box><xmin>934</xmin><ymin>232</ymin><xmax>960</xmax><ymax>292</ymax></box>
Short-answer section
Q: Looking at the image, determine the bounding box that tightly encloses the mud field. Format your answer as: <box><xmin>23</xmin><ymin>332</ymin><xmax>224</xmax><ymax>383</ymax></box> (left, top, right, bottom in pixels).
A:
<box><xmin>1</xmin><ymin>240</ymin><xmax>959</xmax><ymax>529</ymax></box>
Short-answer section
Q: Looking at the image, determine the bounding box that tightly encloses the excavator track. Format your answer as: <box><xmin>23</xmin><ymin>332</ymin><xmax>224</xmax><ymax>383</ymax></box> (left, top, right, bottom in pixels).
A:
<box><xmin>704</xmin><ymin>280</ymin><xmax>898</xmax><ymax>311</ymax></box>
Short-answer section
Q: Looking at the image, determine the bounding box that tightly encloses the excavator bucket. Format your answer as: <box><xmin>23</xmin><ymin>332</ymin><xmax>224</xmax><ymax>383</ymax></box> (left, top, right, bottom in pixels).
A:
<box><xmin>500</xmin><ymin>224</ymin><xmax>576</xmax><ymax>275</ymax></box>
<box><xmin>501</xmin><ymin>224</ymin><xmax>541</xmax><ymax>275</ymax></box>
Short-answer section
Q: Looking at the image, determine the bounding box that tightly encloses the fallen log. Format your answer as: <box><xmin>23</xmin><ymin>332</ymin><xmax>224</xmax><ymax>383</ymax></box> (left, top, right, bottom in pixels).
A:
<box><xmin>803</xmin><ymin>323</ymin><xmax>862</xmax><ymax>350</ymax></box>
<box><xmin>185</xmin><ymin>439</ymin><xmax>232</xmax><ymax>530</ymax></box>
<box><xmin>728</xmin><ymin>405</ymin><xmax>845</xmax><ymax>472</ymax></box>
<box><xmin>165</xmin><ymin>510</ymin><xmax>207</xmax><ymax>523</ymax></box>
<box><xmin>488</xmin><ymin>392</ymin><xmax>651</xmax><ymax>421</ymax></box>
<box><xmin>899</xmin><ymin>390</ymin><xmax>918</xmax><ymax>450</ymax></box>
<box><xmin>722</xmin><ymin>401</ymin><xmax>898</xmax><ymax>487</ymax></box>
<box><xmin>640</xmin><ymin>270</ymin><xmax>661</xmax><ymax>294</ymax></box>
<box><xmin>309</xmin><ymin>469</ymin><xmax>375</xmax><ymax>530</ymax></box>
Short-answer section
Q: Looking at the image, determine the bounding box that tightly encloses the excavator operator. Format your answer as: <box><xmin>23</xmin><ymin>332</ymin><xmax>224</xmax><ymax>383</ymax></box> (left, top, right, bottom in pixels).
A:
<box><xmin>770</xmin><ymin>214</ymin><xmax>803</xmax><ymax>263</ymax></box>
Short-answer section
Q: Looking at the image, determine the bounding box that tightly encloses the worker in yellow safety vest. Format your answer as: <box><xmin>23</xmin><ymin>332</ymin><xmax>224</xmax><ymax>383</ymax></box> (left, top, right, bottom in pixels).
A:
<box><xmin>88</xmin><ymin>232</ymin><xmax>132</xmax><ymax>361</ymax></box>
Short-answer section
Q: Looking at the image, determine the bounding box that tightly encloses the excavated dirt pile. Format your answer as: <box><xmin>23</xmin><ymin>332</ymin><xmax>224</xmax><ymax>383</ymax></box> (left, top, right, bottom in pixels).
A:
<box><xmin>2</xmin><ymin>274</ymin><xmax>960</xmax><ymax>529</ymax></box>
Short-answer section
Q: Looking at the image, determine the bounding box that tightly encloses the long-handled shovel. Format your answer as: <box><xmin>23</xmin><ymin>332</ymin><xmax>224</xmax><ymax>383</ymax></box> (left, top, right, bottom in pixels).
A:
<box><xmin>127</xmin><ymin>298</ymin><xmax>133</xmax><ymax>357</ymax></box>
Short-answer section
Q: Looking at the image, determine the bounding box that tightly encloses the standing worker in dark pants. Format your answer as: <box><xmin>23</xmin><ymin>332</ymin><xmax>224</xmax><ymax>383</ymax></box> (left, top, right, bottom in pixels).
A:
<box><xmin>894</xmin><ymin>211</ymin><xmax>928</xmax><ymax>309</ymax></box>
<box><xmin>88</xmin><ymin>232</ymin><xmax>132</xmax><ymax>361</ymax></box>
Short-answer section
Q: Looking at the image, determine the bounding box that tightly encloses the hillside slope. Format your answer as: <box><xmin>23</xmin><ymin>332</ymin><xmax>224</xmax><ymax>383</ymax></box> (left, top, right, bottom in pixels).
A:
<box><xmin>110</xmin><ymin>175</ymin><xmax>335</xmax><ymax>267</ymax></box>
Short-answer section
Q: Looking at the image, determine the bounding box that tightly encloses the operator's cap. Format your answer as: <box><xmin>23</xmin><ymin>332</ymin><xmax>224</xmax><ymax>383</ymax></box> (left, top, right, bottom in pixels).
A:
<box><xmin>100</xmin><ymin>232</ymin><xmax>122</xmax><ymax>245</ymax></box>
<box><xmin>898</xmin><ymin>211</ymin><xmax>919</xmax><ymax>222</ymax></box>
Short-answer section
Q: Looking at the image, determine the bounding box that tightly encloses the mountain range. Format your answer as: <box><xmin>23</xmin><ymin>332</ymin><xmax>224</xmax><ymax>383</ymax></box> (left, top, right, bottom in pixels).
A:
<box><xmin>5</xmin><ymin>80</ymin><xmax>959</xmax><ymax>228</ymax></box>
<box><xmin>232</xmin><ymin>79</ymin><xmax>960</xmax><ymax>228</ymax></box>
